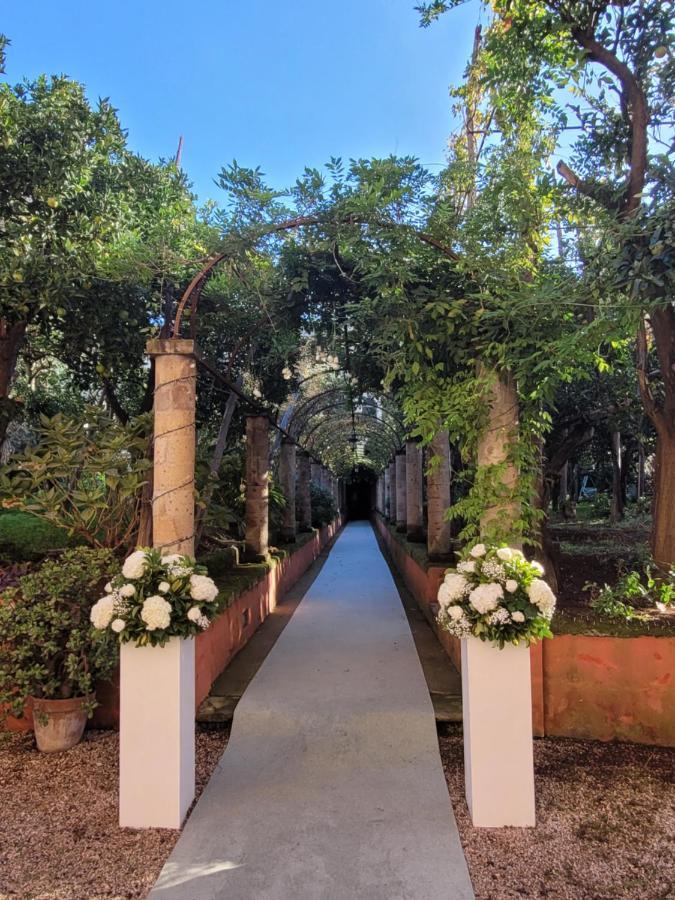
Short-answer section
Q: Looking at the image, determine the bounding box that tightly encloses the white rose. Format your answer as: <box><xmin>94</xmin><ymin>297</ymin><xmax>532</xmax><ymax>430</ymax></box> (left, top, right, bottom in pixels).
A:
<box><xmin>119</xmin><ymin>584</ymin><xmax>136</xmax><ymax>598</ymax></box>
<box><xmin>140</xmin><ymin>595</ymin><xmax>172</xmax><ymax>631</ymax></box>
<box><xmin>505</xmin><ymin>579</ymin><xmax>518</xmax><ymax>593</ymax></box>
<box><xmin>122</xmin><ymin>550</ymin><xmax>148</xmax><ymax>580</ymax></box>
<box><xmin>496</xmin><ymin>547</ymin><xmax>513</xmax><ymax>561</ymax></box>
<box><xmin>111</xmin><ymin>618</ymin><xmax>126</xmax><ymax>633</ymax></box>
<box><xmin>189</xmin><ymin>574</ymin><xmax>219</xmax><ymax>603</ymax></box>
<box><xmin>527</xmin><ymin>578</ymin><xmax>556</xmax><ymax>619</ymax></box>
<box><xmin>468</xmin><ymin>582</ymin><xmax>504</xmax><ymax>615</ymax></box>
<box><xmin>470</xmin><ymin>543</ymin><xmax>487</xmax><ymax>558</ymax></box>
<box><xmin>90</xmin><ymin>596</ymin><xmax>115</xmax><ymax>629</ymax></box>
<box><xmin>187</xmin><ymin>606</ymin><xmax>202</xmax><ymax>622</ymax></box>
<box><xmin>511</xmin><ymin>611</ymin><xmax>525</xmax><ymax>623</ymax></box>
<box><xmin>457</xmin><ymin>560</ymin><xmax>476</xmax><ymax>574</ymax></box>
<box><xmin>447</xmin><ymin>605</ymin><xmax>464</xmax><ymax>621</ymax></box>
<box><xmin>158</xmin><ymin>581</ymin><xmax>171</xmax><ymax>593</ymax></box>
<box><xmin>104</xmin><ymin>582</ymin><xmax>113</xmax><ymax>593</ymax></box>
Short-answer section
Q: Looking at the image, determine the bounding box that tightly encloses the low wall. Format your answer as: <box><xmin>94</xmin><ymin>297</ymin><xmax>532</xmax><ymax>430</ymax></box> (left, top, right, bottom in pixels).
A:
<box><xmin>374</xmin><ymin>514</ymin><xmax>675</xmax><ymax>747</ymax></box>
<box><xmin>6</xmin><ymin>518</ymin><xmax>344</xmax><ymax>734</ymax></box>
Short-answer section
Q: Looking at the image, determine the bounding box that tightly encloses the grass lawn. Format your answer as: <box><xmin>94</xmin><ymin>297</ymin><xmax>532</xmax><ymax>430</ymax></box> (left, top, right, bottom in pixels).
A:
<box><xmin>0</xmin><ymin>510</ymin><xmax>73</xmax><ymax>564</ymax></box>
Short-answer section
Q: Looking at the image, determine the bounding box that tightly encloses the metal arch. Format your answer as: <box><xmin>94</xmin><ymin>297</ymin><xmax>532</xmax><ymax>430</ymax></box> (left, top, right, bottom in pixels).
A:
<box><xmin>287</xmin><ymin>387</ymin><xmax>405</xmax><ymax>437</ymax></box>
<box><xmin>302</xmin><ymin>413</ymin><xmax>401</xmax><ymax>457</ymax></box>
<box><xmin>297</xmin><ymin>405</ymin><xmax>404</xmax><ymax>449</ymax></box>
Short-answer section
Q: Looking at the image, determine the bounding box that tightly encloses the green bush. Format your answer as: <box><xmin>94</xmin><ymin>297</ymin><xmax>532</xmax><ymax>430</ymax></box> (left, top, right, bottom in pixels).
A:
<box><xmin>309</xmin><ymin>482</ymin><xmax>337</xmax><ymax>528</ymax></box>
<box><xmin>0</xmin><ymin>510</ymin><xmax>72</xmax><ymax>564</ymax></box>
<box><xmin>0</xmin><ymin>547</ymin><xmax>119</xmax><ymax>719</ymax></box>
<box><xmin>199</xmin><ymin>545</ymin><xmax>241</xmax><ymax>576</ymax></box>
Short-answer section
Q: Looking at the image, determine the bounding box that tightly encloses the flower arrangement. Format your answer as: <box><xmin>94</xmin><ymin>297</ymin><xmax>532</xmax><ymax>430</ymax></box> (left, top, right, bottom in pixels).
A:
<box><xmin>437</xmin><ymin>543</ymin><xmax>556</xmax><ymax>648</ymax></box>
<box><xmin>90</xmin><ymin>548</ymin><xmax>221</xmax><ymax>647</ymax></box>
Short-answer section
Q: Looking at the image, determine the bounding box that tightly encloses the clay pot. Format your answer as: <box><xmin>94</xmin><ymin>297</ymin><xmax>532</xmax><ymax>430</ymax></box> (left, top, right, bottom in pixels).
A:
<box><xmin>31</xmin><ymin>695</ymin><xmax>93</xmax><ymax>753</ymax></box>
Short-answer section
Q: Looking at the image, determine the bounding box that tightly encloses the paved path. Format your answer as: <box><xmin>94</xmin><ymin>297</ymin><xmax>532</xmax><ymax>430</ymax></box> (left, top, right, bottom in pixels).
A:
<box><xmin>150</xmin><ymin>521</ymin><xmax>474</xmax><ymax>900</ymax></box>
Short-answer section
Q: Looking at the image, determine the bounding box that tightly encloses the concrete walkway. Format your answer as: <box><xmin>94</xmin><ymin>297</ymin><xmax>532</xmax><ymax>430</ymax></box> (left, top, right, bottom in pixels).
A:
<box><xmin>151</xmin><ymin>522</ymin><xmax>474</xmax><ymax>900</ymax></box>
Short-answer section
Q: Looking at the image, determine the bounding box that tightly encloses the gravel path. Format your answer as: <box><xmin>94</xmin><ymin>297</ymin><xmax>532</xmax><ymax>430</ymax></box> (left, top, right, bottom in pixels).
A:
<box><xmin>440</xmin><ymin>728</ymin><xmax>675</xmax><ymax>900</ymax></box>
<box><xmin>0</xmin><ymin>727</ymin><xmax>229</xmax><ymax>900</ymax></box>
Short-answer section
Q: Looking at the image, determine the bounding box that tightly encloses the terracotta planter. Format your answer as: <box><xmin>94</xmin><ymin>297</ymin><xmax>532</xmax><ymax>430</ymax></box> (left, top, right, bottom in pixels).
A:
<box><xmin>31</xmin><ymin>695</ymin><xmax>93</xmax><ymax>753</ymax></box>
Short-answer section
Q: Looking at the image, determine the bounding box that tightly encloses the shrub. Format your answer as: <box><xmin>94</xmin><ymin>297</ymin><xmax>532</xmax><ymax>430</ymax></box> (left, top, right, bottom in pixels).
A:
<box><xmin>0</xmin><ymin>547</ymin><xmax>119</xmax><ymax>719</ymax></box>
<box><xmin>310</xmin><ymin>482</ymin><xmax>337</xmax><ymax>528</ymax></box>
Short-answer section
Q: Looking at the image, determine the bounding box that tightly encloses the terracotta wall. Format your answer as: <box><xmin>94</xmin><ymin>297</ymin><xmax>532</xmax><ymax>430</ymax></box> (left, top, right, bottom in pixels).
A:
<box><xmin>374</xmin><ymin>514</ymin><xmax>675</xmax><ymax>747</ymax></box>
<box><xmin>7</xmin><ymin>518</ymin><xmax>344</xmax><ymax>734</ymax></box>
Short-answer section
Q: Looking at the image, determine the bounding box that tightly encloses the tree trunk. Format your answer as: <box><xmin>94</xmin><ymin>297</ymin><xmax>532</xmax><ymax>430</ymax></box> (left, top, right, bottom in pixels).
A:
<box><xmin>557</xmin><ymin>462</ymin><xmax>568</xmax><ymax>510</ymax></box>
<box><xmin>609</xmin><ymin>430</ymin><xmax>624</xmax><ymax>523</ymax></box>
<box><xmin>0</xmin><ymin>319</ymin><xmax>27</xmax><ymax>444</ymax></box>
<box><xmin>651</xmin><ymin>433</ymin><xmax>675</xmax><ymax>568</ymax></box>
<box><xmin>636</xmin><ymin>441</ymin><xmax>645</xmax><ymax>501</ymax></box>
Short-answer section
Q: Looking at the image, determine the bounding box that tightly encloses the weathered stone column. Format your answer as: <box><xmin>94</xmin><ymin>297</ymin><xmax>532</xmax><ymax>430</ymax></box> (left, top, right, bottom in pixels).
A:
<box><xmin>311</xmin><ymin>461</ymin><xmax>322</xmax><ymax>485</ymax></box>
<box><xmin>279</xmin><ymin>438</ymin><xmax>296</xmax><ymax>543</ymax></box>
<box><xmin>120</xmin><ymin>338</ymin><xmax>198</xmax><ymax>830</ymax></box>
<box><xmin>245</xmin><ymin>414</ymin><xmax>270</xmax><ymax>560</ymax></box>
<box><xmin>395</xmin><ymin>451</ymin><xmax>407</xmax><ymax>532</ymax></box>
<box><xmin>296</xmin><ymin>452</ymin><xmax>312</xmax><ymax>532</ymax></box>
<box><xmin>376</xmin><ymin>476</ymin><xmax>383</xmax><ymax>514</ymax></box>
<box><xmin>477</xmin><ymin>370</ymin><xmax>520</xmax><ymax>543</ymax></box>
<box><xmin>383</xmin><ymin>467</ymin><xmax>391</xmax><ymax>518</ymax></box>
<box><xmin>405</xmin><ymin>440</ymin><xmax>424</xmax><ymax>542</ymax></box>
<box><xmin>427</xmin><ymin>430</ymin><xmax>452</xmax><ymax>561</ymax></box>
<box><xmin>388</xmin><ymin>460</ymin><xmax>397</xmax><ymax>523</ymax></box>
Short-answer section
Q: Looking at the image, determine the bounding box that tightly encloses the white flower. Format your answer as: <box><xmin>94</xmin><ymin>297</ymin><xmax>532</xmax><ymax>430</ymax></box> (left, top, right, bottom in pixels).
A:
<box><xmin>189</xmin><ymin>574</ymin><xmax>219</xmax><ymax>603</ymax></box>
<box><xmin>512</xmin><ymin>611</ymin><xmax>525</xmax><ymax>623</ymax></box>
<box><xmin>158</xmin><ymin>581</ymin><xmax>171</xmax><ymax>594</ymax></box>
<box><xmin>488</xmin><ymin>607</ymin><xmax>511</xmax><ymax>625</ymax></box>
<box><xmin>527</xmin><ymin>578</ymin><xmax>556</xmax><ymax>619</ymax></box>
<box><xmin>140</xmin><ymin>595</ymin><xmax>172</xmax><ymax>631</ymax></box>
<box><xmin>438</xmin><ymin>573</ymin><xmax>469</xmax><ymax>607</ymax></box>
<box><xmin>104</xmin><ymin>582</ymin><xmax>113</xmax><ymax>593</ymax></box>
<box><xmin>197</xmin><ymin>615</ymin><xmax>210</xmax><ymax>630</ymax></box>
<box><xmin>161</xmin><ymin>554</ymin><xmax>181</xmax><ymax>565</ymax></box>
<box><xmin>470</xmin><ymin>543</ymin><xmax>487</xmax><ymax>558</ymax></box>
<box><xmin>187</xmin><ymin>606</ymin><xmax>202</xmax><ymax>622</ymax></box>
<box><xmin>122</xmin><ymin>550</ymin><xmax>148</xmax><ymax>580</ymax></box>
<box><xmin>457</xmin><ymin>560</ymin><xmax>476</xmax><ymax>574</ymax></box>
<box><xmin>496</xmin><ymin>547</ymin><xmax>514</xmax><ymax>561</ymax></box>
<box><xmin>119</xmin><ymin>583</ymin><xmax>136</xmax><ymax>598</ymax></box>
<box><xmin>530</xmin><ymin>561</ymin><xmax>545</xmax><ymax>575</ymax></box>
<box><xmin>505</xmin><ymin>579</ymin><xmax>519</xmax><ymax>593</ymax></box>
<box><xmin>482</xmin><ymin>559</ymin><xmax>507</xmax><ymax>581</ymax></box>
<box><xmin>468</xmin><ymin>582</ymin><xmax>504</xmax><ymax>615</ymax></box>
<box><xmin>111</xmin><ymin>618</ymin><xmax>126</xmax><ymax>633</ymax></box>
<box><xmin>447</xmin><ymin>605</ymin><xmax>464</xmax><ymax>621</ymax></box>
<box><xmin>90</xmin><ymin>596</ymin><xmax>115</xmax><ymax>629</ymax></box>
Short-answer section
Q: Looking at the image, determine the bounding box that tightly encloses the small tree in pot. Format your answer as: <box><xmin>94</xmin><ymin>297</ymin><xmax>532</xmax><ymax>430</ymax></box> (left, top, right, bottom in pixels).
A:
<box><xmin>0</xmin><ymin>547</ymin><xmax>119</xmax><ymax>751</ymax></box>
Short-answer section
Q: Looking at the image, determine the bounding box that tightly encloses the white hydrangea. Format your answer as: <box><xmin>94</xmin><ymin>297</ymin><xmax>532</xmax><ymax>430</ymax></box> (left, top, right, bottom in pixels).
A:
<box><xmin>447</xmin><ymin>605</ymin><xmax>464</xmax><ymax>621</ymax></box>
<box><xmin>512</xmin><ymin>611</ymin><xmax>525</xmax><ymax>623</ymax></box>
<box><xmin>187</xmin><ymin>606</ymin><xmax>202</xmax><ymax>622</ymax></box>
<box><xmin>457</xmin><ymin>559</ymin><xmax>476</xmax><ymax>574</ymax></box>
<box><xmin>438</xmin><ymin>573</ymin><xmax>469</xmax><ymax>608</ymax></box>
<box><xmin>140</xmin><ymin>595</ymin><xmax>172</xmax><ymax>631</ymax></box>
<box><xmin>119</xmin><ymin>583</ymin><xmax>136</xmax><ymax>598</ymax></box>
<box><xmin>160</xmin><ymin>554</ymin><xmax>181</xmax><ymax>565</ymax></box>
<box><xmin>488</xmin><ymin>607</ymin><xmax>511</xmax><ymax>625</ymax></box>
<box><xmin>158</xmin><ymin>581</ymin><xmax>171</xmax><ymax>594</ymax></box>
<box><xmin>189</xmin><ymin>574</ymin><xmax>219</xmax><ymax>603</ymax></box>
<box><xmin>468</xmin><ymin>582</ymin><xmax>504</xmax><ymax>615</ymax></box>
<box><xmin>527</xmin><ymin>578</ymin><xmax>556</xmax><ymax>619</ymax></box>
<box><xmin>90</xmin><ymin>596</ymin><xmax>115</xmax><ymax>629</ymax></box>
<box><xmin>482</xmin><ymin>559</ymin><xmax>507</xmax><ymax>581</ymax></box>
<box><xmin>496</xmin><ymin>547</ymin><xmax>514</xmax><ymax>561</ymax></box>
<box><xmin>505</xmin><ymin>579</ymin><xmax>519</xmax><ymax>593</ymax></box>
<box><xmin>530</xmin><ymin>560</ymin><xmax>545</xmax><ymax>575</ymax></box>
<box><xmin>122</xmin><ymin>550</ymin><xmax>148</xmax><ymax>580</ymax></box>
<box><xmin>470</xmin><ymin>543</ymin><xmax>487</xmax><ymax>558</ymax></box>
<box><xmin>111</xmin><ymin>618</ymin><xmax>126</xmax><ymax>633</ymax></box>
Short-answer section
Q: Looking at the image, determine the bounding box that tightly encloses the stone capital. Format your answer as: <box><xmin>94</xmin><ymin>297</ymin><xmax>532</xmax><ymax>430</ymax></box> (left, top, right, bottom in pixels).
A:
<box><xmin>146</xmin><ymin>338</ymin><xmax>201</xmax><ymax>359</ymax></box>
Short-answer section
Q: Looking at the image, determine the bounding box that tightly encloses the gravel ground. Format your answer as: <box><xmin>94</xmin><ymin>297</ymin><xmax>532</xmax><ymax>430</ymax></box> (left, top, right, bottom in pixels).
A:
<box><xmin>1</xmin><ymin>726</ymin><xmax>673</xmax><ymax>899</ymax></box>
<box><xmin>439</xmin><ymin>728</ymin><xmax>675</xmax><ymax>900</ymax></box>
<box><xmin>0</xmin><ymin>726</ymin><xmax>230</xmax><ymax>900</ymax></box>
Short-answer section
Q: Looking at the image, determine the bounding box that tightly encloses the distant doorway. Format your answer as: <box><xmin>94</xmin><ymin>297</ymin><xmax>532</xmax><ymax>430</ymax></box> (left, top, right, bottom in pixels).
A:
<box><xmin>345</xmin><ymin>468</ymin><xmax>376</xmax><ymax>519</ymax></box>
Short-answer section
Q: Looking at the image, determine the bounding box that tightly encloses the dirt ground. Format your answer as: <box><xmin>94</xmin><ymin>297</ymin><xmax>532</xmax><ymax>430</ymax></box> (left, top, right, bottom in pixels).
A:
<box><xmin>440</xmin><ymin>728</ymin><xmax>675</xmax><ymax>900</ymax></box>
<box><xmin>1</xmin><ymin>726</ymin><xmax>673</xmax><ymax>899</ymax></box>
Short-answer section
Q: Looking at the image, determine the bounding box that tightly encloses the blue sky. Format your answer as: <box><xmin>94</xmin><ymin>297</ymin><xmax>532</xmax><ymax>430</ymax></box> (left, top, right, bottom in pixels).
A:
<box><xmin>2</xmin><ymin>0</ymin><xmax>482</xmax><ymax>203</ymax></box>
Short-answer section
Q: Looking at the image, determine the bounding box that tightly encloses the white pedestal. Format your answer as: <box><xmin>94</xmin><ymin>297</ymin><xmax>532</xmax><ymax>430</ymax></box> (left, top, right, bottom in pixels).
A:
<box><xmin>461</xmin><ymin>637</ymin><xmax>535</xmax><ymax>827</ymax></box>
<box><xmin>119</xmin><ymin>637</ymin><xmax>195</xmax><ymax>829</ymax></box>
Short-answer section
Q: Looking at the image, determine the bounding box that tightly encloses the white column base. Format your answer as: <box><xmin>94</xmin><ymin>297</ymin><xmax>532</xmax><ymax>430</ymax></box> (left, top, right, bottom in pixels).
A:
<box><xmin>461</xmin><ymin>637</ymin><xmax>535</xmax><ymax>827</ymax></box>
<box><xmin>119</xmin><ymin>637</ymin><xmax>195</xmax><ymax>829</ymax></box>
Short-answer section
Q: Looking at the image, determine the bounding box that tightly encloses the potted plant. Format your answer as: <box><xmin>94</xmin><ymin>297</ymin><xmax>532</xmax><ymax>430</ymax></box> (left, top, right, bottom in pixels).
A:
<box><xmin>0</xmin><ymin>547</ymin><xmax>119</xmax><ymax>752</ymax></box>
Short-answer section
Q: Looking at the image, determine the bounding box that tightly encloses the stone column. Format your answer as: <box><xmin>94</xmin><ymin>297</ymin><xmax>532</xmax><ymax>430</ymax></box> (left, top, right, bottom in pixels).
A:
<box><xmin>245</xmin><ymin>414</ymin><xmax>269</xmax><ymax>560</ymax></box>
<box><xmin>477</xmin><ymin>370</ymin><xmax>520</xmax><ymax>543</ymax></box>
<box><xmin>395</xmin><ymin>452</ymin><xmax>407</xmax><ymax>532</ymax></box>
<box><xmin>279</xmin><ymin>438</ymin><xmax>296</xmax><ymax>543</ymax></box>
<box><xmin>388</xmin><ymin>460</ymin><xmax>397</xmax><ymax>523</ymax></box>
<box><xmin>311</xmin><ymin>462</ymin><xmax>322</xmax><ymax>485</ymax></box>
<box><xmin>405</xmin><ymin>440</ymin><xmax>424</xmax><ymax>542</ymax></box>
<box><xmin>376</xmin><ymin>476</ymin><xmax>382</xmax><ymax>514</ymax></box>
<box><xmin>384</xmin><ymin>467</ymin><xmax>390</xmax><ymax>518</ymax></box>
<box><xmin>427</xmin><ymin>430</ymin><xmax>452</xmax><ymax>560</ymax></box>
<box><xmin>120</xmin><ymin>338</ymin><xmax>198</xmax><ymax>829</ymax></box>
<box><xmin>296</xmin><ymin>452</ymin><xmax>312</xmax><ymax>532</ymax></box>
